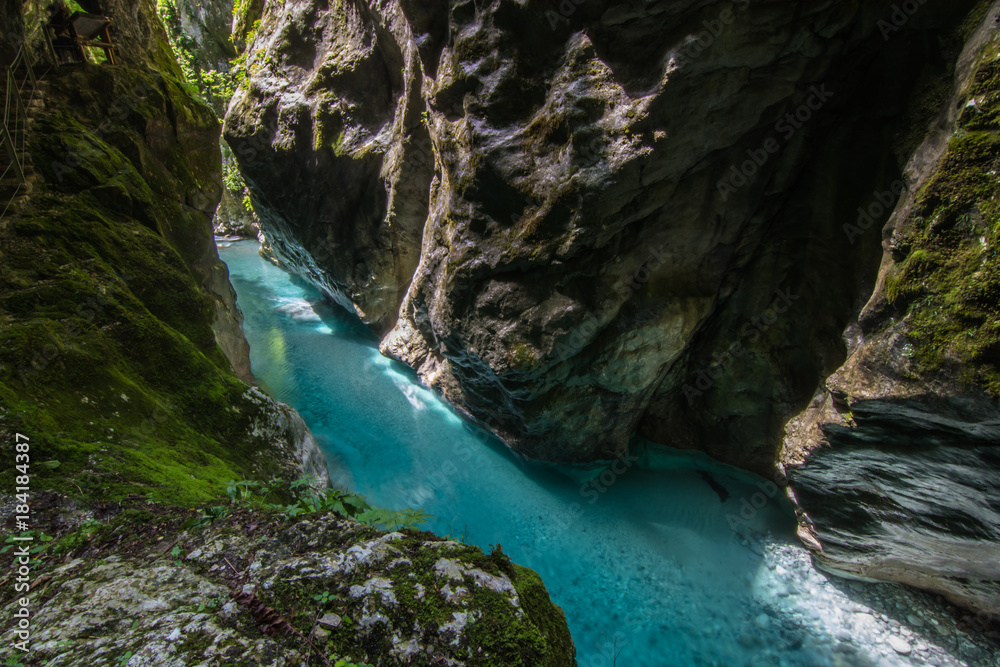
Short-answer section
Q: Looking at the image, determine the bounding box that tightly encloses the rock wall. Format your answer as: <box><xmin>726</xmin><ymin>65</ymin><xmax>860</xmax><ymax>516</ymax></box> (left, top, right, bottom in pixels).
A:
<box><xmin>781</xmin><ymin>3</ymin><xmax>1000</xmax><ymax>617</ymax></box>
<box><xmin>225</xmin><ymin>0</ymin><xmax>984</xmax><ymax>471</ymax></box>
<box><xmin>155</xmin><ymin>0</ymin><xmax>261</xmax><ymax>237</ymax></box>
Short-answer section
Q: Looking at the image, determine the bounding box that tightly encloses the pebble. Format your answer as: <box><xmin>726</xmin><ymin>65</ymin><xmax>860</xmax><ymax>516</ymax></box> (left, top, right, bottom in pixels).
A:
<box><xmin>888</xmin><ymin>636</ymin><xmax>912</xmax><ymax>655</ymax></box>
<box><xmin>739</xmin><ymin>538</ymin><xmax>985</xmax><ymax>667</ymax></box>
<box><xmin>318</xmin><ymin>612</ymin><xmax>342</xmax><ymax>628</ymax></box>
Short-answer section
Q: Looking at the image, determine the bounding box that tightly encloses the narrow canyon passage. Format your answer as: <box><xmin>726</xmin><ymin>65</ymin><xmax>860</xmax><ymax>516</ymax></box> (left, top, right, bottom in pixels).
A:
<box><xmin>220</xmin><ymin>239</ymin><xmax>984</xmax><ymax>667</ymax></box>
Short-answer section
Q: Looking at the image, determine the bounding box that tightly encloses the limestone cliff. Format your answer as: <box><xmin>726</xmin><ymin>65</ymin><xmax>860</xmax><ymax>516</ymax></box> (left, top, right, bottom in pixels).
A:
<box><xmin>223</xmin><ymin>0</ymin><xmax>984</xmax><ymax>471</ymax></box>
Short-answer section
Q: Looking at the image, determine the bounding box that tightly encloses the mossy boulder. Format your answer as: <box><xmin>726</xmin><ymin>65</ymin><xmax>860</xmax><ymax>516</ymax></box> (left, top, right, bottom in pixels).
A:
<box><xmin>0</xmin><ymin>498</ymin><xmax>575</xmax><ymax>666</ymax></box>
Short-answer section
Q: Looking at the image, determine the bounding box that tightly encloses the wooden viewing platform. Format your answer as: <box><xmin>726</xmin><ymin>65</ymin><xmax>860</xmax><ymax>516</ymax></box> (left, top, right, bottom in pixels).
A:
<box><xmin>46</xmin><ymin>10</ymin><xmax>117</xmax><ymax>66</ymax></box>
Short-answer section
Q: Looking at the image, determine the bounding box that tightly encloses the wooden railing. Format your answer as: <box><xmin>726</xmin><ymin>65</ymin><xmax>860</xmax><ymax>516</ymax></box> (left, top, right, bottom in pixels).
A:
<box><xmin>1</xmin><ymin>36</ymin><xmax>41</xmax><ymax>218</ymax></box>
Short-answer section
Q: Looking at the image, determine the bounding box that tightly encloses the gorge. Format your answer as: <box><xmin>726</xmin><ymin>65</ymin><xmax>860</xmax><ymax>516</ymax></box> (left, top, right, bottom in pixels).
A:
<box><xmin>1</xmin><ymin>0</ymin><xmax>1000</xmax><ymax>664</ymax></box>
<box><xmin>223</xmin><ymin>0</ymin><xmax>1000</xmax><ymax>626</ymax></box>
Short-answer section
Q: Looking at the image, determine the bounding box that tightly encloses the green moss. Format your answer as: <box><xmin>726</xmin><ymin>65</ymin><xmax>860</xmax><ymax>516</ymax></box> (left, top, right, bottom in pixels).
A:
<box><xmin>177</xmin><ymin>629</ymin><xmax>217</xmax><ymax>655</ymax></box>
<box><xmin>332</xmin><ymin>130</ymin><xmax>348</xmax><ymax>157</ymax></box>
<box><xmin>882</xmin><ymin>42</ymin><xmax>1000</xmax><ymax>396</ymax></box>
<box><xmin>505</xmin><ymin>565</ymin><xmax>575</xmax><ymax>667</ymax></box>
<box><xmin>0</xmin><ymin>62</ymin><xmax>279</xmax><ymax>507</ymax></box>
<box><xmin>245</xmin><ymin>526</ymin><xmax>573</xmax><ymax>666</ymax></box>
<box><xmin>511</xmin><ymin>343</ymin><xmax>536</xmax><ymax>371</ymax></box>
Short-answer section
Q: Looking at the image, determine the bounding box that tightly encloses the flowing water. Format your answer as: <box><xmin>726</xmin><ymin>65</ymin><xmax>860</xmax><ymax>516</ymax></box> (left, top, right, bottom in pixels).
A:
<box><xmin>219</xmin><ymin>239</ymin><xmax>958</xmax><ymax>667</ymax></box>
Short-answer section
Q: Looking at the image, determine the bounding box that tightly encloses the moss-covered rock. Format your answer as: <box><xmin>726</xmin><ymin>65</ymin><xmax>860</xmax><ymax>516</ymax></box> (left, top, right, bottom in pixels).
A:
<box><xmin>0</xmin><ymin>498</ymin><xmax>574</xmax><ymax>666</ymax></box>
<box><xmin>0</xmin><ymin>0</ymin><xmax>326</xmax><ymax>507</ymax></box>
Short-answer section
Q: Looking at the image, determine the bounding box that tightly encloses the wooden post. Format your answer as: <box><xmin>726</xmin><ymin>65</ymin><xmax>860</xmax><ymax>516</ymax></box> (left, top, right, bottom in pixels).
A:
<box><xmin>3</xmin><ymin>126</ymin><xmax>24</xmax><ymax>186</ymax></box>
<box><xmin>102</xmin><ymin>26</ymin><xmax>115</xmax><ymax>65</ymax></box>
<box><xmin>43</xmin><ymin>25</ymin><xmax>59</xmax><ymax>68</ymax></box>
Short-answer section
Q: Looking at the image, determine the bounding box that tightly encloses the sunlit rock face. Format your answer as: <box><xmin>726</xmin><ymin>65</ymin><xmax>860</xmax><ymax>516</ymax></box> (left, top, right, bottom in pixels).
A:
<box><xmin>224</xmin><ymin>0</ymin><xmax>984</xmax><ymax>469</ymax></box>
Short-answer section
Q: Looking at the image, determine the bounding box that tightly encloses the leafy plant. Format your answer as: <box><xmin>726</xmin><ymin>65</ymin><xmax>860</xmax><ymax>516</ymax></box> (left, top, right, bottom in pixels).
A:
<box><xmin>357</xmin><ymin>507</ymin><xmax>432</xmax><ymax>531</ymax></box>
<box><xmin>220</xmin><ymin>475</ymin><xmax>432</xmax><ymax>532</ymax></box>
<box><xmin>196</xmin><ymin>596</ymin><xmax>223</xmax><ymax>613</ymax></box>
<box><xmin>284</xmin><ymin>488</ymin><xmax>371</xmax><ymax>518</ymax></box>
<box><xmin>226</xmin><ymin>478</ymin><xmax>282</xmax><ymax>504</ymax></box>
<box><xmin>312</xmin><ymin>590</ymin><xmax>337</xmax><ymax>606</ymax></box>
<box><xmin>183</xmin><ymin>504</ymin><xmax>230</xmax><ymax>530</ymax></box>
<box><xmin>444</xmin><ymin>520</ymin><xmax>471</xmax><ymax>545</ymax></box>
<box><xmin>170</xmin><ymin>545</ymin><xmax>184</xmax><ymax>567</ymax></box>
<box><xmin>0</xmin><ymin>531</ymin><xmax>53</xmax><ymax>556</ymax></box>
